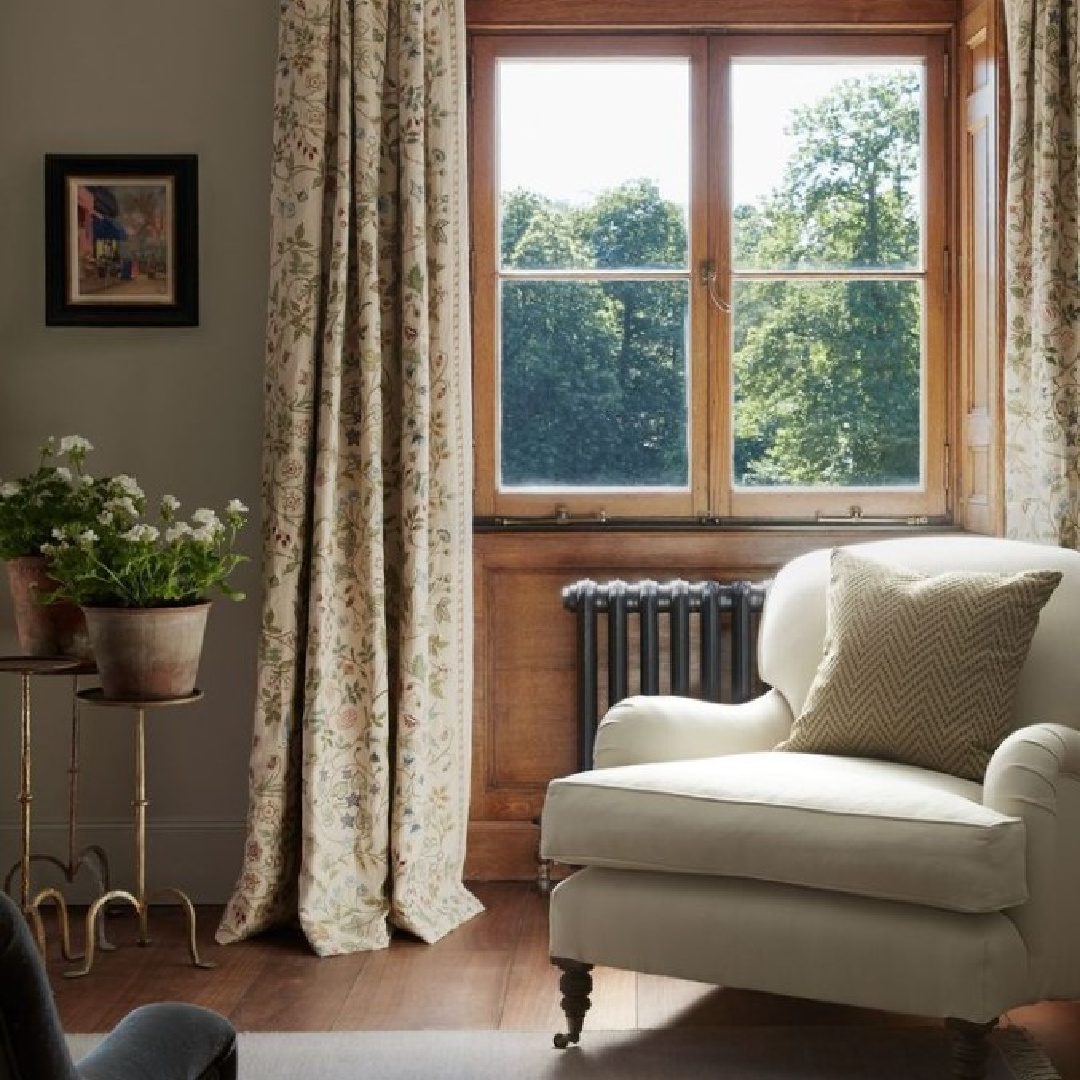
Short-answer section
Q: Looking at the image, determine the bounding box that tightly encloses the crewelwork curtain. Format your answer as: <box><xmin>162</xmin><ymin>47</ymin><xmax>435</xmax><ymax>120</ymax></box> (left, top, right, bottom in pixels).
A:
<box><xmin>1004</xmin><ymin>0</ymin><xmax>1080</xmax><ymax>544</ymax></box>
<box><xmin>216</xmin><ymin>0</ymin><xmax>481</xmax><ymax>954</ymax></box>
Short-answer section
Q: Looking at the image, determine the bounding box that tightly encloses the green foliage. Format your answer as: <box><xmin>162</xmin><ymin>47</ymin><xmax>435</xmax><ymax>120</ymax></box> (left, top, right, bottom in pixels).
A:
<box><xmin>500</xmin><ymin>181</ymin><xmax>689</xmax><ymax>487</ymax></box>
<box><xmin>733</xmin><ymin>71</ymin><xmax>922</xmax><ymax>486</ymax></box>
<box><xmin>43</xmin><ymin>492</ymin><xmax>249</xmax><ymax>608</ymax></box>
<box><xmin>0</xmin><ymin>436</ymin><xmax>118</xmax><ymax>560</ymax></box>
<box><xmin>733</xmin><ymin>279</ymin><xmax>920</xmax><ymax>486</ymax></box>
<box><xmin>581</xmin><ymin>179</ymin><xmax>687</xmax><ymax>270</ymax></box>
<box><xmin>498</xmin><ymin>70</ymin><xmax>923</xmax><ymax>493</ymax></box>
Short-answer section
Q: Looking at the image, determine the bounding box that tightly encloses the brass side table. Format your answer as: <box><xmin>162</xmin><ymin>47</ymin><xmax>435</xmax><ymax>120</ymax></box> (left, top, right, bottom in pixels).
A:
<box><xmin>68</xmin><ymin>688</ymin><xmax>215</xmax><ymax>977</ymax></box>
<box><xmin>1</xmin><ymin>656</ymin><xmax>110</xmax><ymax>960</ymax></box>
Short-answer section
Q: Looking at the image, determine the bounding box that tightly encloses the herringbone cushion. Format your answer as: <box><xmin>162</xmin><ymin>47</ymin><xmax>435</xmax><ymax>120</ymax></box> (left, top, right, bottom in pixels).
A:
<box><xmin>776</xmin><ymin>549</ymin><xmax>1061</xmax><ymax>780</ymax></box>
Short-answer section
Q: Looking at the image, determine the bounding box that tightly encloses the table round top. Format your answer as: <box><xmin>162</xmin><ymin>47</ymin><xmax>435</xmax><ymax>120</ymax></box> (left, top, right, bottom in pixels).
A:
<box><xmin>76</xmin><ymin>687</ymin><xmax>204</xmax><ymax>709</ymax></box>
<box><xmin>0</xmin><ymin>655</ymin><xmax>96</xmax><ymax>676</ymax></box>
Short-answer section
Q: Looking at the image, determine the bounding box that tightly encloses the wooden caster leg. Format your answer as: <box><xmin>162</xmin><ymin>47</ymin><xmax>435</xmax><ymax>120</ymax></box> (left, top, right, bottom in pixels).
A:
<box><xmin>552</xmin><ymin>958</ymin><xmax>593</xmax><ymax>1049</ymax></box>
<box><xmin>946</xmin><ymin>1017</ymin><xmax>998</xmax><ymax>1080</ymax></box>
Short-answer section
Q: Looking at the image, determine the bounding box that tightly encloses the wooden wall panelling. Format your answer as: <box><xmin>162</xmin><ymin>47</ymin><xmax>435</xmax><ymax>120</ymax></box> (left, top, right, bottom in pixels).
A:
<box><xmin>466</xmin><ymin>0</ymin><xmax>959</xmax><ymax>31</ymax></box>
<box><xmin>465</xmin><ymin>526</ymin><xmax>937</xmax><ymax>880</ymax></box>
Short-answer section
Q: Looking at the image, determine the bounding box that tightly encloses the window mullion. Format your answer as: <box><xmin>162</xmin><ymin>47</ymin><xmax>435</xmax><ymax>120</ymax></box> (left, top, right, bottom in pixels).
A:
<box><xmin>705</xmin><ymin>36</ymin><xmax>732</xmax><ymax>520</ymax></box>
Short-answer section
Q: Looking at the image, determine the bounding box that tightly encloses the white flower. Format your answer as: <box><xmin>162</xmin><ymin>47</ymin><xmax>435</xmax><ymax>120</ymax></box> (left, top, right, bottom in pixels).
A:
<box><xmin>98</xmin><ymin>509</ymin><xmax>114</xmax><ymax>525</ymax></box>
<box><xmin>161</xmin><ymin>494</ymin><xmax>181</xmax><ymax>513</ymax></box>
<box><xmin>121</xmin><ymin>524</ymin><xmax>159</xmax><ymax>543</ymax></box>
<box><xmin>107</xmin><ymin>496</ymin><xmax>139</xmax><ymax>519</ymax></box>
<box><xmin>191</xmin><ymin>524</ymin><xmax>219</xmax><ymax>543</ymax></box>
<box><xmin>0</xmin><ymin>482</ymin><xmax>19</xmax><ymax>498</ymax></box>
<box><xmin>226</xmin><ymin>499</ymin><xmax>249</xmax><ymax>515</ymax></box>
<box><xmin>165</xmin><ymin>522</ymin><xmax>194</xmax><ymax>542</ymax></box>
<box><xmin>52</xmin><ymin>527</ymin><xmax>65</xmax><ymax>540</ymax></box>
<box><xmin>78</xmin><ymin>473</ymin><xmax>95</xmax><ymax>487</ymax></box>
<box><xmin>58</xmin><ymin>435</ymin><xmax>93</xmax><ymax>455</ymax></box>
<box><xmin>78</xmin><ymin>529</ymin><xmax>98</xmax><ymax>548</ymax></box>
<box><xmin>55</xmin><ymin>466</ymin><xmax>73</xmax><ymax>482</ymax></box>
<box><xmin>192</xmin><ymin>507</ymin><xmax>220</xmax><ymax>526</ymax></box>
<box><xmin>112</xmin><ymin>474</ymin><xmax>144</xmax><ymax>500</ymax></box>
<box><xmin>39</xmin><ymin>541</ymin><xmax>58</xmax><ymax>556</ymax></box>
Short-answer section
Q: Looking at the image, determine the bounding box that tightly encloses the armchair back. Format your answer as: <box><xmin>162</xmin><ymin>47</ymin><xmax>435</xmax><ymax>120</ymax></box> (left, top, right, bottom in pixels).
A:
<box><xmin>758</xmin><ymin>536</ymin><xmax>1080</xmax><ymax>733</ymax></box>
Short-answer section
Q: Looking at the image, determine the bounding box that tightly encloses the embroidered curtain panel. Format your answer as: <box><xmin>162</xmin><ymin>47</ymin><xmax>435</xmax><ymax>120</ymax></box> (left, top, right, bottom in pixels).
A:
<box><xmin>217</xmin><ymin>0</ymin><xmax>480</xmax><ymax>954</ymax></box>
<box><xmin>1003</xmin><ymin>0</ymin><xmax>1080</xmax><ymax>545</ymax></box>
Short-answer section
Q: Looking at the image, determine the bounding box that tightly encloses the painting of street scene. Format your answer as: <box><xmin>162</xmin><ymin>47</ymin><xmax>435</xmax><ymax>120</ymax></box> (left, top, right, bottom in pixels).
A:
<box><xmin>68</xmin><ymin>178</ymin><xmax>174</xmax><ymax>304</ymax></box>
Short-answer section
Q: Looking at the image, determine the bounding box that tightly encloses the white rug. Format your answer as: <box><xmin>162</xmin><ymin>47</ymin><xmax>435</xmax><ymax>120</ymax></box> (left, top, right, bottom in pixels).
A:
<box><xmin>66</xmin><ymin>1025</ymin><xmax>1060</xmax><ymax>1080</ymax></box>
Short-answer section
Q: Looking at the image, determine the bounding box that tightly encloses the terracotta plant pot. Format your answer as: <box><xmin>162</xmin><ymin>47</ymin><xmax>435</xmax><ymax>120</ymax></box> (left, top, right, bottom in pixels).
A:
<box><xmin>82</xmin><ymin>602</ymin><xmax>210</xmax><ymax>700</ymax></box>
<box><xmin>4</xmin><ymin>555</ymin><xmax>93</xmax><ymax>661</ymax></box>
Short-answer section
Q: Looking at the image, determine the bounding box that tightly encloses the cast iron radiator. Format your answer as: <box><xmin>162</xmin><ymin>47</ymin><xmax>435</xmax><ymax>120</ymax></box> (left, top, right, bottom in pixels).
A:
<box><xmin>561</xmin><ymin>578</ymin><xmax>769</xmax><ymax>772</ymax></box>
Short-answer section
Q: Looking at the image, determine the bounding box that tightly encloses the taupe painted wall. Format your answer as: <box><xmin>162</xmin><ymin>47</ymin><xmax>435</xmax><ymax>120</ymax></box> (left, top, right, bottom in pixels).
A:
<box><xmin>0</xmin><ymin>2</ymin><xmax>278</xmax><ymax>902</ymax></box>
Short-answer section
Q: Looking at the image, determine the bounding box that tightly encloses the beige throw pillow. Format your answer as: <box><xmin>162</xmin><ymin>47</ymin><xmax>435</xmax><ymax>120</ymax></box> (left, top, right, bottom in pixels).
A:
<box><xmin>776</xmin><ymin>549</ymin><xmax>1062</xmax><ymax>781</ymax></box>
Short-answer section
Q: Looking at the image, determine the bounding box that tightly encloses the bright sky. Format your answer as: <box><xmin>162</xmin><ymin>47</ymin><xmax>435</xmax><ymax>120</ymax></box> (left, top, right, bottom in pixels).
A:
<box><xmin>497</xmin><ymin>58</ymin><xmax>923</xmax><ymax>210</ymax></box>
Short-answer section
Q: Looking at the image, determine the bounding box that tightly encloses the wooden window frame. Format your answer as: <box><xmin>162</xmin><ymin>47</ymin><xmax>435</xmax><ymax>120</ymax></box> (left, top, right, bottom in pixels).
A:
<box><xmin>471</xmin><ymin>31</ymin><xmax>951</xmax><ymax>523</ymax></box>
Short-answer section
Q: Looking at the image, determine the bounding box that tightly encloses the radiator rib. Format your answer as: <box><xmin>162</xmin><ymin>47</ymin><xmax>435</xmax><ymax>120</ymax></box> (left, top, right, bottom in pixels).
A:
<box><xmin>562</xmin><ymin>578</ymin><xmax>768</xmax><ymax>772</ymax></box>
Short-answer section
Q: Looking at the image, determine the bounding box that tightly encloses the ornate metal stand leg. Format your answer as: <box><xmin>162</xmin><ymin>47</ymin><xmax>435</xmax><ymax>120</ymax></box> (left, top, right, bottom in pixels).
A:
<box><xmin>65</xmin><ymin>676</ymin><xmax>112</xmax><ymax>950</ymax></box>
<box><xmin>65</xmin><ymin>705</ymin><xmax>214</xmax><ymax>977</ymax></box>
<box><xmin>17</xmin><ymin>672</ymin><xmax>32</xmax><ymax>916</ymax></box>
<box><xmin>552</xmin><ymin>958</ymin><xmax>594</xmax><ymax>1048</ymax></box>
<box><xmin>29</xmin><ymin>889</ymin><xmax>81</xmax><ymax>962</ymax></box>
<box><xmin>132</xmin><ymin>709</ymin><xmax>151</xmax><ymax>946</ymax></box>
<box><xmin>946</xmin><ymin>1017</ymin><xmax>998</xmax><ymax>1080</ymax></box>
<box><xmin>4</xmin><ymin>668</ymin><xmax>112</xmax><ymax>961</ymax></box>
<box><xmin>151</xmin><ymin>886</ymin><xmax>215</xmax><ymax>969</ymax></box>
<box><xmin>6</xmin><ymin>673</ymin><xmax>78</xmax><ymax>960</ymax></box>
<box><xmin>65</xmin><ymin>889</ymin><xmax>140</xmax><ymax>978</ymax></box>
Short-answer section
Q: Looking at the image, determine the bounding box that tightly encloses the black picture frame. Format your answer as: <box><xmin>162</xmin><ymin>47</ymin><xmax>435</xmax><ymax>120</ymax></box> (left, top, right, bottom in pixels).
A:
<box><xmin>44</xmin><ymin>154</ymin><xmax>199</xmax><ymax>327</ymax></box>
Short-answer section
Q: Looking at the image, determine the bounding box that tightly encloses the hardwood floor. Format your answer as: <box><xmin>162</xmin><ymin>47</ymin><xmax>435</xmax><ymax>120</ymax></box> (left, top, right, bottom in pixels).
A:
<box><xmin>45</xmin><ymin>883</ymin><xmax>1080</xmax><ymax>1078</ymax></box>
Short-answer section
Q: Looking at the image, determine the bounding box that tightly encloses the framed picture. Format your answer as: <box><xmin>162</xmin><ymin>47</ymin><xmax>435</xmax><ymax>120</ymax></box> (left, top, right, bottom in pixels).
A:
<box><xmin>44</xmin><ymin>154</ymin><xmax>198</xmax><ymax>327</ymax></box>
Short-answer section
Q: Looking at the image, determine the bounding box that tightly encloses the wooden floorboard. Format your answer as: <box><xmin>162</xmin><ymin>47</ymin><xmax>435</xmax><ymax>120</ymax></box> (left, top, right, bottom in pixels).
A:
<box><xmin>43</xmin><ymin>884</ymin><xmax>1080</xmax><ymax>1080</ymax></box>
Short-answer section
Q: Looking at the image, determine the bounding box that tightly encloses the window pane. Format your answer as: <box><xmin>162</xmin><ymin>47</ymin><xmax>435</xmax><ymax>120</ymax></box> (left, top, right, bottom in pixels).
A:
<box><xmin>498</xmin><ymin>59</ymin><xmax>690</xmax><ymax>270</ymax></box>
<box><xmin>500</xmin><ymin>280</ymin><xmax>690</xmax><ymax>488</ymax></box>
<box><xmin>731</xmin><ymin>61</ymin><xmax>923</xmax><ymax>272</ymax></box>
<box><xmin>733</xmin><ymin>280</ymin><xmax>921</xmax><ymax>488</ymax></box>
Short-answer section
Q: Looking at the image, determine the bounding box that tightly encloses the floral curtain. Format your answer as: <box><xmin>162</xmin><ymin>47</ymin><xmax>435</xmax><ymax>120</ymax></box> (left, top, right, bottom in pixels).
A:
<box><xmin>1003</xmin><ymin>0</ymin><xmax>1080</xmax><ymax>545</ymax></box>
<box><xmin>216</xmin><ymin>0</ymin><xmax>481</xmax><ymax>954</ymax></box>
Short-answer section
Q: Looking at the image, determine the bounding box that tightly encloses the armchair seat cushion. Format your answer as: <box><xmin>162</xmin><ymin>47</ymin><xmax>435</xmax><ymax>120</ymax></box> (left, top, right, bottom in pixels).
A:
<box><xmin>541</xmin><ymin>751</ymin><xmax>1026</xmax><ymax>914</ymax></box>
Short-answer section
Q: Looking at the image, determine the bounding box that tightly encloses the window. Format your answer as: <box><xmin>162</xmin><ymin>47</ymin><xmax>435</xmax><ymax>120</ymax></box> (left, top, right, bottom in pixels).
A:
<box><xmin>471</xmin><ymin>35</ymin><xmax>948</xmax><ymax>521</ymax></box>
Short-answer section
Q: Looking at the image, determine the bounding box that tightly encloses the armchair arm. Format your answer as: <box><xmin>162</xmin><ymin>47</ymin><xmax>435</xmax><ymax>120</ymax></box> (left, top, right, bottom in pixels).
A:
<box><xmin>77</xmin><ymin>1004</ymin><xmax>237</xmax><ymax>1080</ymax></box>
<box><xmin>983</xmin><ymin>723</ymin><xmax>1080</xmax><ymax>1000</ymax></box>
<box><xmin>593</xmin><ymin>688</ymin><xmax>794</xmax><ymax>769</ymax></box>
<box><xmin>0</xmin><ymin>888</ymin><xmax>235</xmax><ymax>1080</ymax></box>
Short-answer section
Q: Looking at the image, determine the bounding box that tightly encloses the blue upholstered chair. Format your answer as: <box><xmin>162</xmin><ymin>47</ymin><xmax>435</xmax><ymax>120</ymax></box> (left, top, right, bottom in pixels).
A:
<box><xmin>0</xmin><ymin>890</ymin><xmax>236</xmax><ymax>1080</ymax></box>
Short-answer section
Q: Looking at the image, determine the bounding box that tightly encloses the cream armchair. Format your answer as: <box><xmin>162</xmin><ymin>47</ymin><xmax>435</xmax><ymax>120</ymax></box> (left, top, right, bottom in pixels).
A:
<box><xmin>540</xmin><ymin>536</ymin><xmax>1080</xmax><ymax>1080</ymax></box>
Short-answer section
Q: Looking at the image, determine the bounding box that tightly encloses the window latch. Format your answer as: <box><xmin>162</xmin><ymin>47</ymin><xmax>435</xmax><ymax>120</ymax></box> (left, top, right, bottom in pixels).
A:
<box><xmin>493</xmin><ymin>505</ymin><xmax>609</xmax><ymax>526</ymax></box>
<box><xmin>698</xmin><ymin>259</ymin><xmax>731</xmax><ymax>313</ymax></box>
<box><xmin>816</xmin><ymin>506</ymin><xmax>930</xmax><ymax>526</ymax></box>
<box><xmin>553</xmin><ymin>505</ymin><xmax>607</xmax><ymax>524</ymax></box>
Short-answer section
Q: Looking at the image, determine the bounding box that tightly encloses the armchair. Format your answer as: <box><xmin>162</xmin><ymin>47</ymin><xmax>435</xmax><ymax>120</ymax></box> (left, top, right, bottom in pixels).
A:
<box><xmin>0</xmin><ymin>890</ymin><xmax>236</xmax><ymax>1080</ymax></box>
<box><xmin>541</xmin><ymin>536</ymin><xmax>1080</xmax><ymax>1080</ymax></box>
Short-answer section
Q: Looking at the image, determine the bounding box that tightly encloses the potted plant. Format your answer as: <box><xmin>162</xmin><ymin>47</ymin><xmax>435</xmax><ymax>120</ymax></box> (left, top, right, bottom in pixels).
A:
<box><xmin>0</xmin><ymin>436</ymin><xmax>119</xmax><ymax>659</ymax></box>
<box><xmin>41</xmin><ymin>485</ymin><xmax>248</xmax><ymax>700</ymax></box>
